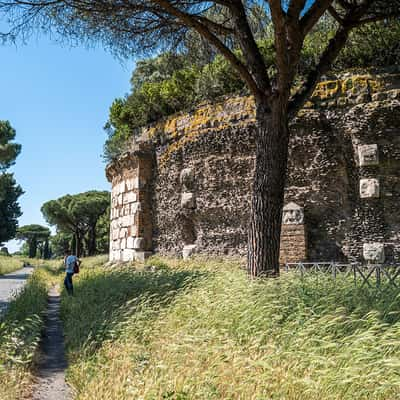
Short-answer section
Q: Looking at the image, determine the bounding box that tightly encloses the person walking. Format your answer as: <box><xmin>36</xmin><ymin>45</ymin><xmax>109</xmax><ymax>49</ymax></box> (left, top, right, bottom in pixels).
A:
<box><xmin>64</xmin><ymin>250</ymin><xmax>79</xmax><ymax>296</ymax></box>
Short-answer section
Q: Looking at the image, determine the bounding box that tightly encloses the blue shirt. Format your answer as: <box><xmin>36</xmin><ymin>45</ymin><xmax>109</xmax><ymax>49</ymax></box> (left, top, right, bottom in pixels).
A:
<box><xmin>65</xmin><ymin>255</ymin><xmax>78</xmax><ymax>273</ymax></box>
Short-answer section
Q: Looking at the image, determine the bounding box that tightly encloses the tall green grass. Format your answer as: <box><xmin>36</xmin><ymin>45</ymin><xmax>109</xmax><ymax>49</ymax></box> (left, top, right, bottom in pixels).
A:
<box><xmin>62</xmin><ymin>257</ymin><xmax>400</xmax><ymax>400</ymax></box>
<box><xmin>0</xmin><ymin>255</ymin><xmax>25</xmax><ymax>275</ymax></box>
<box><xmin>0</xmin><ymin>267</ymin><xmax>55</xmax><ymax>400</ymax></box>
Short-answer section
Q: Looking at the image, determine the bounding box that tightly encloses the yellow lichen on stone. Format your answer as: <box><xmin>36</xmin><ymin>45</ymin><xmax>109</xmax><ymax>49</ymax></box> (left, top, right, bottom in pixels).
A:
<box><xmin>146</xmin><ymin>74</ymin><xmax>387</xmax><ymax>164</ymax></box>
<box><xmin>311</xmin><ymin>75</ymin><xmax>383</xmax><ymax>103</ymax></box>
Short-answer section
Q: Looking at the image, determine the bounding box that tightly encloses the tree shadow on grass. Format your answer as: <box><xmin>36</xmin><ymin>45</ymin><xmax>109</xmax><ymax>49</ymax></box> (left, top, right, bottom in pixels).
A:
<box><xmin>61</xmin><ymin>266</ymin><xmax>207</xmax><ymax>356</ymax></box>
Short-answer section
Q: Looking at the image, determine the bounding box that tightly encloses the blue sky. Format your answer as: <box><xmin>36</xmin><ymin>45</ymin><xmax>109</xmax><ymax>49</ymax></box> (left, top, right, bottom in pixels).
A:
<box><xmin>2</xmin><ymin>38</ymin><xmax>133</xmax><ymax>252</ymax></box>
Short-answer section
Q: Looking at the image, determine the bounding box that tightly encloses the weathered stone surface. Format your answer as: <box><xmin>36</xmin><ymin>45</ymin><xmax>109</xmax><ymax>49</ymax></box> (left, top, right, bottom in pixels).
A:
<box><xmin>133</xmin><ymin>237</ymin><xmax>145</xmax><ymax>250</ymax></box>
<box><xmin>363</xmin><ymin>243</ymin><xmax>385</xmax><ymax>263</ymax></box>
<box><xmin>183</xmin><ymin>245</ymin><xmax>197</xmax><ymax>260</ymax></box>
<box><xmin>135</xmin><ymin>251</ymin><xmax>153</xmax><ymax>262</ymax></box>
<box><xmin>121</xmin><ymin>215</ymin><xmax>135</xmax><ymax>227</ymax></box>
<box><xmin>181</xmin><ymin>192</ymin><xmax>196</xmax><ymax>209</ymax></box>
<box><xmin>180</xmin><ymin>168</ymin><xmax>195</xmax><ymax>190</ymax></box>
<box><xmin>280</xmin><ymin>224</ymin><xmax>307</xmax><ymax>264</ymax></box>
<box><xmin>123</xmin><ymin>191</ymin><xmax>137</xmax><ymax>204</ymax></box>
<box><xmin>358</xmin><ymin>144</ymin><xmax>379</xmax><ymax>166</ymax></box>
<box><xmin>107</xmin><ymin>70</ymin><xmax>400</xmax><ymax>264</ymax></box>
<box><xmin>282</xmin><ymin>202</ymin><xmax>304</xmax><ymax>225</ymax></box>
<box><xmin>122</xmin><ymin>249</ymin><xmax>134</xmax><ymax>262</ymax></box>
<box><xmin>360</xmin><ymin>178</ymin><xmax>380</xmax><ymax>198</ymax></box>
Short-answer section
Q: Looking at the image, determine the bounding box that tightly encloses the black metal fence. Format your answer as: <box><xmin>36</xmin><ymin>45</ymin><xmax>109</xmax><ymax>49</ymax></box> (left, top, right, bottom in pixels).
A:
<box><xmin>284</xmin><ymin>262</ymin><xmax>400</xmax><ymax>288</ymax></box>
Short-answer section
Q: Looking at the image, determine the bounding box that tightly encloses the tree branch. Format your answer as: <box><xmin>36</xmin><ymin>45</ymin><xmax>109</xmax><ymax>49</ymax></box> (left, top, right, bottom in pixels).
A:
<box><xmin>227</xmin><ymin>0</ymin><xmax>272</xmax><ymax>100</ymax></box>
<box><xmin>328</xmin><ymin>5</ymin><xmax>344</xmax><ymax>25</ymax></box>
<box><xmin>300</xmin><ymin>0</ymin><xmax>334</xmax><ymax>35</ymax></box>
<box><xmin>151</xmin><ymin>0</ymin><xmax>262</xmax><ymax>97</ymax></box>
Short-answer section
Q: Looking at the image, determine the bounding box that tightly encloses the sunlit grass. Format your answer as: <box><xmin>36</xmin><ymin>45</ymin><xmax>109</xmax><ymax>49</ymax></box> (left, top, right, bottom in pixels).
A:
<box><xmin>0</xmin><ymin>267</ymin><xmax>54</xmax><ymax>400</ymax></box>
<box><xmin>62</xmin><ymin>257</ymin><xmax>400</xmax><ymax>400</ymax></box>
<box><xmin>0</xmin><ymin>255</ymin><xmax>25</xmax><ymax>275</ymax></box>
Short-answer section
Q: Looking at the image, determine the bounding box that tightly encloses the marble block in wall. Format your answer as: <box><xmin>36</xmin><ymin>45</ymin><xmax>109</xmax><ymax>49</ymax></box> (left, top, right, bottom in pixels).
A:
<box><xmin>282</xmin><ymin>202</ymin><xmax>304</xmax><ymax>225</ymax></box>
<box><xmin>181</xmin><ymin>192</ymin><xmax>196</xmax><ymax>209</ymax></box>
<box><xmin>363</xmin><ymin>243</ymin><xmax>385</xmax><ymax>263</ymax></box>
<box><xmin>358</xmin><ymin>144</ymin><xmax>379</xmax><ymax>166</ymax></box>
<box><xmin>360</xmin><ymin>178</ymin><xmax>380</xmax><ymax>198</ymax></box>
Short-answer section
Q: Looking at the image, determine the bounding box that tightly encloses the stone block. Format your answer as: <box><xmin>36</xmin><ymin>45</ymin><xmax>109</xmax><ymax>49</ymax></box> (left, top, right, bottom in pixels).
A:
<box><xmin>181</xmin><ymin>192</ymin><xmax>196</xmax><ymax>209</ymax></box>
<box><xmin>120</xmin><ymin>238</ymin><xmax>127</xmax><ymax>250</ymax></box>
<box><xmin>133</xmin><ymin>237</ymin><xmax>145</xmax><ymax>250</ymax></box>
<box><xmin>123</xmin><ymin>191</ymin><xmax>137</xmax><ymax>204</ymax></box>
<box><xmin>358</xmin><ymin>144</ymin><xmax>378</xmax><ymax>166</ymax></box>
<box><xmin>111</xmin><ymin>250</ymin><xmax>121</xmax><ymax>262</ymax></box>
<box><xmin>122</xmin><ymin>249</ymin><xmax>135</xmax><ymax>262</ymax></box>
<box><xmin>112</xmin><ymin>229</ymin><xmax>119</xmax><ymax>240</ymax></box>
<box><xmin>363</xmin><ymin>243</ymin><xmax>385</xmax><ymax>263</ymax></box>
<box><xmin>131</xmin><ymin>202</ymin><xmax>142</xmax><ymax>214</ymax></box>
<box><xmin>122</xmin><ymin>215</ymin><xmax>135</xmax><ymax>227</ymax></box>
<box><xmin>117</xmin><ymin>181</ymin><xmax>125</xmax><ymax>194</ymax></box>
<box><xmin>134</xmin><ymin>251</ymin><xmax>152</xmax><ymax>262</ymax></box>
<box><xmin>130</xmin><ymin>225</ymin><xmax>139</xmax><ymax>237</ymax></box>
<box><xmin>183</xmin><ymin>244</ymin><xmax>197</xmax><ymax>260</ymax></box>
<box><xmin>282</xmin><ymin>202</ymin><xmax>304</xmax><ymax>225</ymax></box>
<box><xmin>119</xmin><ymin>228</ymin><xmax>128</xmax><ymax>239</ymax></box>
<box><xmin>180</xmin><ymin>168</ymin><xmax>195</xmax><ymax>190</ymax></box>
<box><xmin>126</xmin><ymin>237</ymin><xmax>134</xmax><ymax>249</ymax></box>
<box><xmin>129</xmin><ymin>176</ymin><xmax>139</xmax><ymax>190</ymax></box>
<box><xmin>112</xmin><ymin>240</ymin><xmax>120</xmax><ymax>250</ymax></box>
<box><xmin>117</xmin><ymin>194</ymin><xmax>123</xmax><ymax>205</ymax></box>
<box><xmin>125</xmin><ymin>177</ymin><xmax>137</xmax><ymax>191</ymax></box>
<box><xmin>360</xmin><ymin>178</ymin><xmax>380</xmax><ymax>198</ymax></box>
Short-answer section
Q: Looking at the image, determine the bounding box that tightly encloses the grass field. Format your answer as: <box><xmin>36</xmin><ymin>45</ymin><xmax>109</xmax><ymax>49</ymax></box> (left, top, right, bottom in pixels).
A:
<box><xmin>61</xmin><ymin>257</ymin><xmax>400</xmax><ymax>400</ymax></box>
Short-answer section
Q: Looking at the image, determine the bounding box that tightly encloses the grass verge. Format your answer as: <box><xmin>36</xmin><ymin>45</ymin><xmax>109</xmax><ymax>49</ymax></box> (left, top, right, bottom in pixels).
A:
<box><xmin>0</xmin><ymin>263</ymin><xmax>60</xmax><ymax>400</ymax></box>
<box><xmin>62</xmin><ymin>257</ymin><xmax>400</xmax><ymax>400</ymax></box>
<box><xmin>0</xmin><ymin>255</ymin><xmax>26</xmax><ymax>275</ymax></box>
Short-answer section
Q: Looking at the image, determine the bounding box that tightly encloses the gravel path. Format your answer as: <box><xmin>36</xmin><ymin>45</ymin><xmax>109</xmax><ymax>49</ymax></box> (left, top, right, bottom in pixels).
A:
<box><xmin>33</xmin><ymin>286</ymin><xmax>72</xmax><ymax>400</ymax></box>
<box><xmin>0</xmin><ymin>266</ymin><xmax>34</xmax><ymax>315</ymax></box>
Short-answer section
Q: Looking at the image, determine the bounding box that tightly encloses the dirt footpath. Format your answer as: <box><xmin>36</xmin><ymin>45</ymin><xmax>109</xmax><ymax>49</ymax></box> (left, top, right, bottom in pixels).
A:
<box><xmin>32</xmin><ymin>286</ymin><xmax>72</xmax><ymax>400</ymax></box>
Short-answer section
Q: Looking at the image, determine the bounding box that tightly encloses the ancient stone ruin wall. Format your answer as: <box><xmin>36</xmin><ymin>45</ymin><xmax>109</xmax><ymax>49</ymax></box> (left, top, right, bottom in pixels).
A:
<box><xmin>106</xmin><ymin>146</ymin><xmax>154</xmax><ymax>262</ymax></box>
<box><xmin>106</xmin><ymin>71</ymin><xmax>400</xmax><ymax>264</ymax></box>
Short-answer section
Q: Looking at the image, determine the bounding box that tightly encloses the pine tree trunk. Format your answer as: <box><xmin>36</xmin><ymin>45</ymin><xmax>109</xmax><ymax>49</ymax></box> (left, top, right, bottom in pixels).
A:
<box><xmin>247</xmin><ymin>100</ymin><xmax>290</xmax><ymax>277</ymax></box>
<box><xmin>75</xmin><ymin>232</ymin><xmax>83</xmax><ymax>258</ymax></box>
<box><xmin>28</xmin><ymin>237</ymin><xmax>37</xmax><ymax>259</ymax></box>
<box><xmin>88</xmin><ymin>224</ymin><xmax>97</xmax><ymax>256</ymax></box>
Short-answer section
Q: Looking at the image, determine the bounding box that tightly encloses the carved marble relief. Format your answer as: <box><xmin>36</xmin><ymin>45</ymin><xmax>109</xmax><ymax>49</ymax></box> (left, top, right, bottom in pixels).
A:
<box><xmin>282</xmin><ymin>202</ymin><xmax>304</xmax><ymax>225</ymax></box>
<box><xmin>358</xmin><ymin>144</ymin><xmax>379</xmax><ymax>166</ymax></box>
<box><xmin>360</xmin><ymin>178</ymin><xmax>380</xmax><ymax>198</ymax></box>
<box><xmin>363</xmin><ymin>243</ymin><xmax>385</xmax><ymax>263</ymax></box>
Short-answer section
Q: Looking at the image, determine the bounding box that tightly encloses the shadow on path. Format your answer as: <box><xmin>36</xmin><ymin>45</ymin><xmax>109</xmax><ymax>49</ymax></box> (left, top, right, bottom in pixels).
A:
<box><xmin>33</xmin><ymin>286</ymin><xmax>71</xmax><ymax>400</ymax></box>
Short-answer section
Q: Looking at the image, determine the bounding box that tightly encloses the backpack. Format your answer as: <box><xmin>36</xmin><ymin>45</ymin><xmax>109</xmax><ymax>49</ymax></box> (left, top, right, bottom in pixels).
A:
<box><xmin>73</xmin><ymin>259</ymin><xmax>80</xmax><ymax>274</ymax></box>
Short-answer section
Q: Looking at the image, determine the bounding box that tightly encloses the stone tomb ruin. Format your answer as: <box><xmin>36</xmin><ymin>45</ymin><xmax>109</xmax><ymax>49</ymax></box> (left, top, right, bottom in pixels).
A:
<box><xmin>106</xmin><ymin>146</ymin><xmax>153</xmax><ymax>262</ymax></box>
<box><xmin>106</xmin><ymin>72</ymin><xmax>400</xmax><ymax>264</ymax></box>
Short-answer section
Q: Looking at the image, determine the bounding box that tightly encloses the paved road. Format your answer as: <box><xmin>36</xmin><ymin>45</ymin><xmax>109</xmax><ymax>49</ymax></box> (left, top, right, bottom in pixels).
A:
<box><xmin>0</xmin><ymin>266</ymin><xmax>34</xmax><ymax>315</ymax></box>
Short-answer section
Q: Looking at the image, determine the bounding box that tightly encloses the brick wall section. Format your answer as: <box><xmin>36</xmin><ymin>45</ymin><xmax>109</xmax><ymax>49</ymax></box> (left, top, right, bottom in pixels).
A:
<box><xmin>106</xmin><ymin>71</ymin><xmax>400</xmax><ymax>264</ymax></box>
<box><xmin>280</xmin><ymin>225</ymin><xmax>307</xmax><ymax>264</ymax></box>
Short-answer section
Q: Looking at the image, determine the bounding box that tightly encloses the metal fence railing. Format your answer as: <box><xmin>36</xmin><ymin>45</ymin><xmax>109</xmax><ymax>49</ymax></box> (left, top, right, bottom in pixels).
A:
<box><xmin>284</xmin><ymin>262</ymin><xmax>400</xmax><ymax>288</ymax></box>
